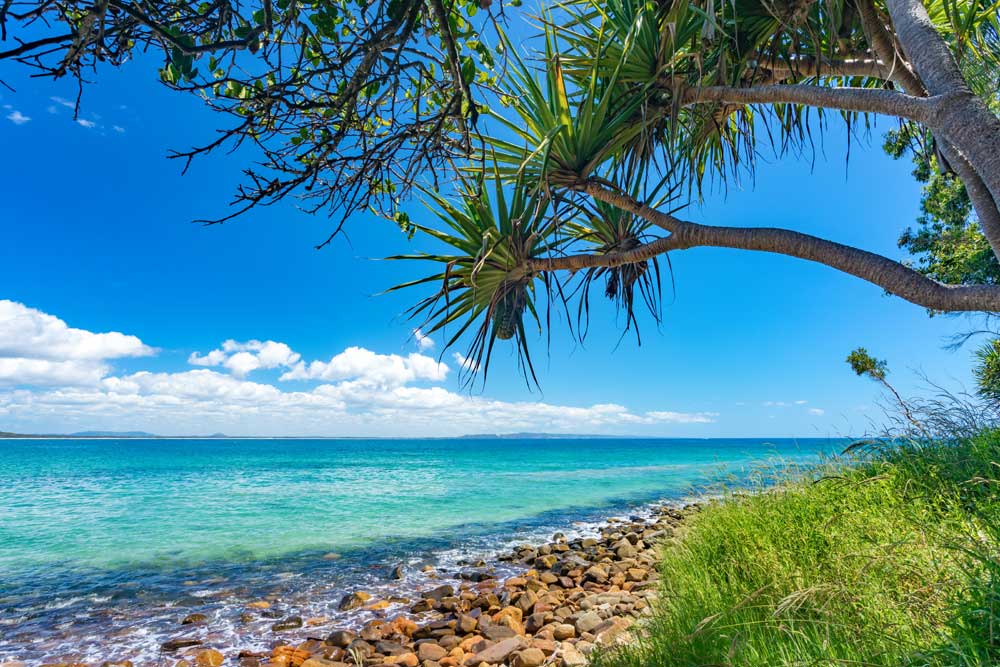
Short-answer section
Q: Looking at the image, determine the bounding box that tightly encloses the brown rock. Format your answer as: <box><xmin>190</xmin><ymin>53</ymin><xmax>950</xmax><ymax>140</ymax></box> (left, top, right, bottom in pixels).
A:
<box><xmin>248</xmin><ymin>601</ymin><xmax>271</xmax><ymax>609</ymax></box>
<box><xmin>417</xmin><ymin>645</ymin><xmax>447</xmax><ymax>662</ymax></box>
<box><xmin>325</xmin><ymin>631</ymin><xmax>357</xmax><ymax>648</ymax></box>
<box><xmin>194</xmin><ymin>650</ymin><xmax>224</xmax><ymax>667</ymax></box>
<box><xmin>467</xmin><ymin>637</ymin><xmax>527</xmax><ymax>665</ymax></box>
<box><xmin>339</xmin><ymin>592</ymin><xmax>371</xmax><ymax>611</ymax></box>
<box><xmin>162</xmin><ymin>639</ymin><xmax>203</xmax><ymax>652</ymax></box>
<box><xmin>272</xmin><ymin>616</ymin><xmax>304</xmax><ymax>632</ymax></box>
<box><xmin>574</xmin><ymin>612</ymin><xmax>602</xmax><ymax>634</ymax></box>
<box><xmin>510</xmin><ymin>649</ymin><xmax>545</xmax><ymax>667</ymax></box>
<box><xmin>182</xmin><ymin>613</ymin><xmax>209</xmax><ymax>625</ymax></box>
<box><xmin>552</xmin><ymin>624</ymin><xmax>575</xmax><ymax>641</ymax></box>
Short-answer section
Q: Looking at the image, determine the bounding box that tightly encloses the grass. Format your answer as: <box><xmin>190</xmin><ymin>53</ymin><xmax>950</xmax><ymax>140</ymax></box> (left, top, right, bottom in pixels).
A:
<box><xmin>595</xmin><ymin>430</ymin><xmax>1000</xmax><ymax>667</ymax></box>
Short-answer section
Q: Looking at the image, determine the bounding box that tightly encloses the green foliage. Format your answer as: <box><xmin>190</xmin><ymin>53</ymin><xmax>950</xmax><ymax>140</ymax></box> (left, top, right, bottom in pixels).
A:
<box><xmin>847</xmin><ymin>347</ymin><xmax>888</xmax><ymax>380</ymax></box>
<box><xmin>592</xmin><ymin>431</ymin><xmax>1000</xmax><ymax>667</ymax></box>
<box><xmin>886</xmin><ymin>124</ymin><xmax>1000</xmax><ymax>288</ymax></box>
<box><xmin>974</xmin><ymin>338</ymin><xmax>1000</xmax><ymax>401</ymax></box>
<box><xmin>385</xmin><ymin>167</ymin><xmax>565</xmax><ymax>385</ymax></box>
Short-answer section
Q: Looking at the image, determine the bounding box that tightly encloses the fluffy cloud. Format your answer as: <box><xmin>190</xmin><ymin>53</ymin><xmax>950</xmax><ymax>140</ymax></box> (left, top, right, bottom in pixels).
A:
<box><xmin>0</xmin><ymin>301</ymin><xmax>717</xmax><ymax>436</ymax></box>
<box><xmin>189</xmin><ymin>339</ymin><xmax>301</xmax><ymax>378</ymax></box>
<box><xmin>808</xmin><ymin>408</ymin><xmax>825</xmax><ymax>416</ymax></box>
<box><xmin>280</xmin><ymin>346</ymin><xmax>448</xmax><ymax>386</ymax></box>
<box><xmin>0</xmin><ymin>300</ymin><xmax>153</xmax><ymax>386</ymax></box>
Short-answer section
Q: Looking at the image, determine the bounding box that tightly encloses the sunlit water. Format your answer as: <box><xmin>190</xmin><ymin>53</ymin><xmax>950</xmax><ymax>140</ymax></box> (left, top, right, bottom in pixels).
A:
<box><xmin>0</xmin><ymin>437</ymin><xmax>838</xmax><ymax>664</ymax></box>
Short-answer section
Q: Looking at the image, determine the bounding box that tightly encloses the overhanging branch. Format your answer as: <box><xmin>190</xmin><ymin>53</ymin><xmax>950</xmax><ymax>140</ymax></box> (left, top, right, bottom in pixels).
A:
<box><xmin>535</xmin><ymin>182</ymin><xmax>1000</xmax><ymax>313</ymax></box>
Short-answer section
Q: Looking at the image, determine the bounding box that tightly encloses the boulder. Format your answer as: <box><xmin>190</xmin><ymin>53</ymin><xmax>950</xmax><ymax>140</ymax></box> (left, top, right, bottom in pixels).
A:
<box><xmin>339</xmin><ymin>592</ymin><xmax>371</xmax><ymax>611</ymax></box>
<box><xmin>574</xmin><ymin>612</ymin><xmax>603</xmax><ymax>634</ymax></box>
<box><xmin>271</xmin><ymin>616</ymin><xmax>304</xmax><ymax>632</ymax></box>
<box><xmin>467</xmin><ymin>637</ymin><xmax>527</xmax><ymax>665</ymax></box>
<box><xmin>194</xmin><ymin>650</ymin><xmax>224</xmax><ymax>667</ymax></box>
<box><xmin>417</xmin><ymin>644</ymin><xmax>448</xmax><ymax>662</ymax></box>
<box><xmin>325</xmin><ymin>630</ymin><xmax>357</xmax><ymax>648</ymax></box>
<box><xmin>510</xmin><ymin>649</ymin><xmax>545</xmax><ymax>667</ymax></box>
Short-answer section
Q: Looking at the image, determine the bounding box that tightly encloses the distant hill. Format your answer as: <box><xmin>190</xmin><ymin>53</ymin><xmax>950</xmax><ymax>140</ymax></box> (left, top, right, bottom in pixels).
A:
<box><xmin>0</xmin><ymin>431</ymin><xmax>232</xmax><ymax>439</ymax></box>
<box><xmin>70</xmin><ymin>430</ymin><xmax>161</xmax><ymax>437</ymax></box>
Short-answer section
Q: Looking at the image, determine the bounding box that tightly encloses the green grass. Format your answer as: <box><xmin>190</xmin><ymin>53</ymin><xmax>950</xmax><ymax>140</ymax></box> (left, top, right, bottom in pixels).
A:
<box><xmin>596</xmin><ymin>430</ymin><xmax>1000</xmax><ymax>667</ymax></box>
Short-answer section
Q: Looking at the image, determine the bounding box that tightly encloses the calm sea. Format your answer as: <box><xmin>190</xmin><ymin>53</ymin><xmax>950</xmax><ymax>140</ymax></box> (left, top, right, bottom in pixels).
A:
<box><xmin>0</xmin><ymin>437</ymin><xmax>839</xmax><ymax>664</ymax></box>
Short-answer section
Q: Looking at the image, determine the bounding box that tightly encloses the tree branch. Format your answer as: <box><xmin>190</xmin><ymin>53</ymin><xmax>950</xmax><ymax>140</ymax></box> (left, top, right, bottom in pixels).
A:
<box><xmin>550</xmin><ymin>182</ymin><xmax>1000</xmax><ymax>313</ymax></box>
<box><xmin>855</xmin><ymin>0</ymin><xmax>926</xmax><ymax>95</ymax></box>
<box><xmin>682</xmin><ymin>84</ymin><xmax>940</xmax><ymax>123</ymax></box>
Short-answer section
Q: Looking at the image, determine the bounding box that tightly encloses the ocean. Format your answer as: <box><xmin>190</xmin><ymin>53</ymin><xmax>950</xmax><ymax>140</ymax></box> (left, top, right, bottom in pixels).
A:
<box><xmin>0</xmin><ymin>437</ymin><xmax>839</xmax><ymax>664</ymax></box>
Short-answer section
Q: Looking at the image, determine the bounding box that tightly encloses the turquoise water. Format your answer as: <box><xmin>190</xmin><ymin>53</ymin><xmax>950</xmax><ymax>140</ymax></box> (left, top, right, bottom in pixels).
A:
<box><xmin>0</xmin><ymin>437</ymin><xmax>837</xmax><ymax>663</ymax></box>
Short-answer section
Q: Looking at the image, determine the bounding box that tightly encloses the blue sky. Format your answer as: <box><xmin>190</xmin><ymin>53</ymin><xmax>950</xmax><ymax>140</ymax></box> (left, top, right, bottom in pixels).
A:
<box><xmin>0</xmin><ymin>40</ymin><xmax>985</xmax><ymax>437</ymax></box>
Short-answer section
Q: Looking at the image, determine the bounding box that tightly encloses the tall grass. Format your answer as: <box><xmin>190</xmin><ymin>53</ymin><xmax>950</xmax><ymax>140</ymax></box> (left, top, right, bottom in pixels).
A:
<box><xmin>596</xmin><ymin>430</ymin><xmax>1000</xmax><ymax>667</ymax></box>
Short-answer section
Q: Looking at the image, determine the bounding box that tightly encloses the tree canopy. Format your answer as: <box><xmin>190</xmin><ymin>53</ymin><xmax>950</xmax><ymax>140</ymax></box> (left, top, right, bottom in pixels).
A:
<box><xmin>3</xmin><ymin>0</ymin><xmax>1000</xmax><ymax>381</ymax></box>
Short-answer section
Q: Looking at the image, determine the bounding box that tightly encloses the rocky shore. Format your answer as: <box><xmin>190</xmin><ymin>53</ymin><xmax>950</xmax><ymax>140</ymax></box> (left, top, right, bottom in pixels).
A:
<box><xmin>25</xmin><ymin>504</ymin><xmax>698</xmax><ymax>667</ymax></box>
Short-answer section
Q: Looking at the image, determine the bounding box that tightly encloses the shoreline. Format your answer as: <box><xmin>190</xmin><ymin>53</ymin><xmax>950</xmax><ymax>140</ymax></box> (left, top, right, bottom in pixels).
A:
<box><xmin>1</xmin><ymin>501</ymin><xmax>700</xmax><ymax>667</ymax></box>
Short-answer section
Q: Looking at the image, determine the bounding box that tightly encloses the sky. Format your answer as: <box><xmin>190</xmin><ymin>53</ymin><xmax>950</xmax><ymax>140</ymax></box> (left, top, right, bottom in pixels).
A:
<box><xmin>0</xmin><ymin>30</ymin><xmax>988</xmax><ymax>437</ymax></box>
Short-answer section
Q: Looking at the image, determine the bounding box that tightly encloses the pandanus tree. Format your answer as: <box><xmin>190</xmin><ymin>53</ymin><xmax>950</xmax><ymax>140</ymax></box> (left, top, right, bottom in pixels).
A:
<box><xmin>2</xmin><ymin>0</ymin><xmax>1000</xmax><ymax>380</ymax></box>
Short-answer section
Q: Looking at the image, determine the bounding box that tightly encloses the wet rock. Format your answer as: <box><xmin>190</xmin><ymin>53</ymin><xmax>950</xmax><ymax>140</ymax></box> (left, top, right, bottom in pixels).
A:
<box><xmin>162</xmin><ymin>638</ymin><xmax>203</xmax><ymax>652</ymax></box>
<box><xmin>424</xmin><ymin>585</ymin><xmax>454</xmax><ymax>601</ymax></box>
<box><xmin>181</xmin><ymin>613</ymin><xmax>208</xmax><ymax>625</ymax></box>
<box><xmin>323</xmin><ymin>553</ymin><xmax>342</xmax><ymax>560</ymax></box>
<box><xmin>391</xmin><ymin>565</ymin><xmax>406</xmax><ymax>580</ymax></box>
<box><xmin>339</xmin><ymin>592</ymin><xmax>371</xmax><ymax>611</ymax></box>
<box><xmin>325</xmin><ymin>630</ymin><xmax>357</xmax><ymax>648</ymax></box>
<box><xmin>194</xmin><ymin>650</ymin><xmax>224</xmax><ymax>667</ymax></box>
<box><xmin>374</xmin><ymin>641</ymin><xmax>408</xmax><ymax>656</ymax></box>
<box><xmin>272</xmin><ymin>616</ymin><xmax>304</xmax><ymax>632</ymax></box>
<box><xmin>248</xmin><ymin>601</ymin><xmax>271</xmax><ymax>609</ymax></box>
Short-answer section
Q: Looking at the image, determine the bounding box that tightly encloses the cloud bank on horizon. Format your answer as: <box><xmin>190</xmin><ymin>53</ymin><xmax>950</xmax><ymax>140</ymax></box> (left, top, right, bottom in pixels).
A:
<box><xmin>0</xmin><ymin>300</ymin><xmax>718</xmax><ymax>436</ymax></box>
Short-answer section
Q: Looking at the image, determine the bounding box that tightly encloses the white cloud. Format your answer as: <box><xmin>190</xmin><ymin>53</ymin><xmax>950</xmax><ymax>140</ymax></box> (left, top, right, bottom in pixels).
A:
<box><xmin>50</xmin><ymin>96</ymin><xmax>75</xmax><ymax>109</ymax></box>
<box><xmin>0</xmin><ymin>303</ymin><xmax>718</xmax><ymax>436</ymax></box>
<box><xmin>112</xmin><ymin>125</ymin><xmax>125</xmax><ymax>133</ymax></box>
<box><xmin>6</xmin><ymin>110</ymin><xmax>30</xmax><ymax>125</ymax></box>
<box><xmin>280</xmin><ymin>346</ymin><xmax>448</xmax><ymax>386</ymax></box>
<box><xmin>0</xmin><ymin>300</ymin><xmax>153</xmax><ymax>362</ymax></box>
<box><xmin>76</xmin><ymin>119</ymin><xmax>96</xmax><ymax>129</ymax></box>
<box><xmin>47</xmin><ymin>105</ymin><xmax>58</xmax><ymax>114</ymax></box>
<box><xmin>188</xmin><ymin>339</ymin><xmax>301</xmax><ymax>378</ymax></box>
<box><xmin>795</xmin><ymin>400</ymin><xmax>808</xmax><ymax>405</ymax></box>
<box><xmin>807</xmin><ymin>408</ymin><xmax>825</xmax><ymax>416</ymax></box>
<box><xmin>0</xmin><ymin>358</ymin><xmax>109</xmax><ymax>386</ymax></box>
<box><xmin>413</xmin><ymin>328</ymin><xmax>435</xmax><ymax>351</ymax></box>
<box><xmin>0</xmin><ymin>301</ymin><xmax>153</xmax><ymax>387</ymax></box>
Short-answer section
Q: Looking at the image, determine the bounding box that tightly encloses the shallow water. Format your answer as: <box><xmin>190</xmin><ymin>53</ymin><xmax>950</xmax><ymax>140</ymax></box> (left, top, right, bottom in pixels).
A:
<box><xmin>0</xmin><ymin>437</ymin><xmax>837</xmax><ymax>664</ymax></box>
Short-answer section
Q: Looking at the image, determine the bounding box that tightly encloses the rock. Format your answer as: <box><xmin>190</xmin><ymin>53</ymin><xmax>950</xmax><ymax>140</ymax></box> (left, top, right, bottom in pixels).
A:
<box><xmin>574</xmin><ymin>612</ymin><xmax>603</xmax><ymax>634</ymax></box>
<box><xmin>583</xmin><ymin>566</ymin><xmax>608</xmax><ymax>583</ymax></box>
<box><xmin>339</xmin><ymin>592</ymin><xmax>371</xmax><ymax>611</ymax></box>
<box><xmin>552</xmin><ymin>624</ymin><xmax>575</xmax><ymax>641</ymax></box>
<box><xmin>247</xmin><ymin>601</ymin><xmax>271</xmax><ymax>609</ymax></box>
<box><xmin>375</xmin><ymin>640</ymin><xmax>409</xmax><ymax>656</ymax></box>
<box><xmin>480</xmin><ymin>623</ymin><xmax>517</xmax><ymax>641</ymax></box>
<box><xmin>325</xmin><ymin>630</ymin><xmax>357</xmax><ymax>648</ymax></box>
<box><xmin>272</xmin><ymin>616</ymin><xmax>304</xmax><ymax>631</ymax></box>
<box><xmin>424</xmin><ymin>585</ymin><xmax>454</xmax><ymax>601</ymax></box>
<box><xmin>162</xmin><ymin>638</ymin><xmax>203</xmax><ymax>652</ymax></box>
<box><xmin>391</xmin><ymin>565</ymin><xmax>406</xmax><ymax>580</ymax></box>
<box><xmin>615</xmin><ymin>543</ymin><xmax>637</xmax><ymax>559</ymax></box>
<box><xmin>456</xmin><ymin>615</ymin><xmax>478</xmax><ymax>635</ymax></box>
<box><xmin>591</xmin><ymin>618</ymin><xmax>630</xmax><ymax>645</ymax></box>
<box><xmin>194</xmin><ymin>650</ymin><xmax>224</xmax><ymax>667</ymax></box>
<box><xmin>558</xmin><ymin>642</ymin><xmax>586</xmax><ymax>667</ymax></box>
<box><xmin>417</xmin><ymin>644</ymin><xmax>448</xmax><ymax>662</ymax></box>
<box><xmin>492</xmin><ymin>607</ymin><xmax>524</xmax><ymax>635</ymax></box>
<box><xmin>467</xmin><ymin>637</ymin><xmax>527</xmax><ymax>665</ymax></box>
<box><xmin>383</xmin><ymin>653</ymin><xmax>419</xmax><ymax>667</ymax></box>
<box><xmin>390</xmin><ymin>616</ymin><xmax>419</xmax><ymax>637</ymax></box>
<box><xmin>366</xmin><ymin>601</ymin><xmax>392</xmax><ymax>611</ymax></box>
<box><xmin>181</xmin><ymin>613</ymin><xmax>208</xmax><ymax>625</ymax></box>
<box><xmin>323</xmin><ymin>553</ymin><xmax>342</xmax><ymax>560</ymax></box>
<box><xmin>510</xmin><ymin>649</ymin><xmax>545</xmax><ymax>667</ymax></box>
